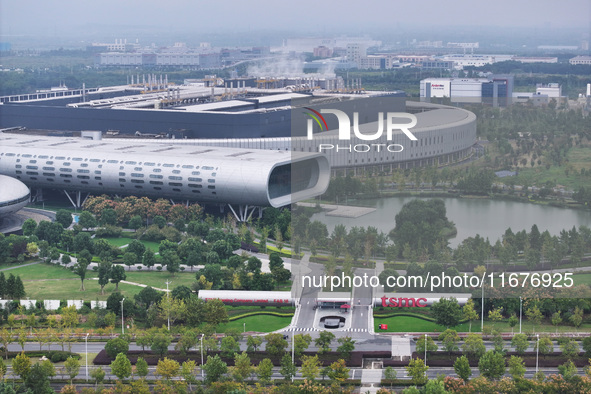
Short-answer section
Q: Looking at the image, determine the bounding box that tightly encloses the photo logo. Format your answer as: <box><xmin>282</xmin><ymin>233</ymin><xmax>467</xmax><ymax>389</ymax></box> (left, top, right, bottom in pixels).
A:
<box><xmin>305</xmin><ymin>109</ymin><xmax>418</xmax><ymax>141</ymax></box>
<box><xmin>303</xmin><ymin>107</ymin><xmax>328</xmax><ymax>132</ymax></box>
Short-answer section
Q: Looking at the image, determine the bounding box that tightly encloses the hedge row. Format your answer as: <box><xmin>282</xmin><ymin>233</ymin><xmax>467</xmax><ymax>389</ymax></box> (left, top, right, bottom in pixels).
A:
<box><xmin>228</xmin><ymin>311</ymin><xmax>294</xmax><ymax>321</ymax></box>
<box><xmin>94</xmin><ymin>350</ymin><xmax>392</xmax><ymax>367</ymax></box>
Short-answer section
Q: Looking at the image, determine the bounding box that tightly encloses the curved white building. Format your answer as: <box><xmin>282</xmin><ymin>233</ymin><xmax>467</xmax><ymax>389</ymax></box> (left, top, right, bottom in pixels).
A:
<box><xmin>0</xmin><ymin>175</ymin><xmax>30</xmax><ymax>217</ymax></box>
<box><xmin>0</xmin><ymin>132</ymin><xmax>329</xmax><ymax>219</ymax></box>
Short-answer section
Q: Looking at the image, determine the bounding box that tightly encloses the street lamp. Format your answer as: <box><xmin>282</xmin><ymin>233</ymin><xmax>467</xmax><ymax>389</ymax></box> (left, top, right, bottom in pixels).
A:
<box><xmin>292</xmin><ymin>328</ymin><xmax>295</xmax><ymax>382</ymax></box>
<box><xmin>536</xmin><ymin>334</ymin><xmax>540</xmax><ymax>374</ymax></box>
<box><xmin>424</xmin><ymin>334</ymin><xmax>427</xmax><ymax>366</ymax></box>
<box><xmin>243</xmin><ymin>322</ymin><xmax>245</xmax><ymax>333</ymax></box>
<box><xmin>85</xmin><ymin>333</ymin><xmax>89</xmax><ymax>381</ymax></box>
<box><xmin>121</xmin><ymin>298</ymin><xmax>125</xmax><ymax>335</ymax></box>
<box><xmin>165</xmin><ymin>281</ymin><xmax>172</xmax><ymax>331</ymax></box>
<box><xmin>200</xmin><ymin>334</ymin><xmax>204</xmax><ymax>378</ymax></box>
<box><xmin>519</xmin><ymin>297</ymin><xmax>523</xmax><ymax>334</ymax></box>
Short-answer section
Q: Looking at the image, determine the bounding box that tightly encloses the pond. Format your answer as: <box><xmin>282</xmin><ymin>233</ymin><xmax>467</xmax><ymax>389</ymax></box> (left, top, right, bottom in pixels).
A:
<box><xmin>309</xmin><ymin>197</ymin><xmax>591</xmax><ymax>248</ymax></box>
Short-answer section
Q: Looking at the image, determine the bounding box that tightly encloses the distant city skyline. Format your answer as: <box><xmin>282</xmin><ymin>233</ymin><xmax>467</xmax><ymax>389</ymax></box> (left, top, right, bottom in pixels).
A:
<box><xmin>1</xmin><ymin>0</ymin><xmax>589</xmax><ymax>46</ymax></box>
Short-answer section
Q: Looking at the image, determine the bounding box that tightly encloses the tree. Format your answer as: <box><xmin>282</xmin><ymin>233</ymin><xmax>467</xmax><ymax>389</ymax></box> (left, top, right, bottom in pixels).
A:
<box><xmin>180</xmin><ymin>360</ymin><xmax>198</xmax><ymax>392</ymax></box>
<box><xmin>431</xmin><ymin>297</ymin><xmax>462</xmax><ymax>328</ymax></box>
<box><xmin>511</xmin><ymin>333</ymin><xmax>529</xmax><ymax>355</ymax></box>
<box><xmin>416</xmin><ymin>335</ymin><xmax>438</xmax><ymax>355</ymax></box>
<box><xmin>110</xmin><ymin>265</ymin><xmax>126</xmax><ymax>291</ymax></box>
<box><xmin>508</xmin><ymin>355</ymin><xmax>526</xmax><ymax>379</ymax></box>
<box><xmin>560</xmin><ymin>339</ymin><xmax>580</xmax><ymax>360</ymax></box>
<box><xmin>204</xmin><ymin>355</ymin><xmax>227</xmax><ymax>385</ymax></box>
<box><xmin>551</xmin><ymin>311</ymin><xmax>563</xmax><ymax>333</ymax></box>
<box><xmin>491</xmin><ymin>330</ymin><xmax>504</xmax><ymax>353</ymax></box>
<box><xmin>280</xmin><ymin>353</ymin><xmax>296</xmax><ymax>381</ymax></box>
<box><xmin>61</xmin><ymin>254</ymin><xmax>71</xmax><ymax>266</ymax></box>
<box><xmin>22</xmin><ymin>219</ymin><xmax>37</xmax><ymax>237</ymax></box>
<box><xmin>135</xmin><ymin>357</ymin><xmax>149</xmax><ymax>379</ymax></box>
<box><xmin>24</xmin><ymin>363</ymin><xmax>52</xmax><ymax>394</ymax></box>
<box><xmin>453</xmin><ymin>355</ymin><xmax>472</xmax><ymax>381</ymax></box>
<box><xmin>558</xmin><ymin>360</ymin><xmax>578</xmax><ymax>380</ymax></box>
<box><xmin>220</xmin><ymin>336</ymin><xmax>240</xmax><ymax>358</ymax></box>
<box><xmin>264</xmin><ymin>333</ymin><xmax>288</xmax><ymax>358</ymax></box>
<box><xmin>151</xmin><ymin>332</ymin><xmax>173</xmax><ymax>358</ymax></box>
<box><xmin>56</xmin><ymin>210</ymin><xmax>73</xmax><ymax>228</ymax></box>
<box><xmin>204</xmin><ymin>299</ymin><xmax>229</xmax><ymax>326</ymax></box>
<box><xmin>570</xmin><ymin>306</ymin><xmax>584</xmax><ymax>329</ymax></box>
<box><xmin>110</xmin><ymin>353</ymin><xmax>132</xmax><ymax>381</ymax></box>
<box><xmin>439</xmin><ymin>329</ymin><xmax>460</xmax><ymax>355</ymax></box>
<box><xmin>406</xmin><ymin>357</ymin><xmax>429</xmax><ymax>385</ymax></box>
<box><xmin>384</xmin><ymin>366</ymin><xmax>397</xmax><ymax>387</ymax></box>
<box><xmin>143</xmin><ymin>250</ymin><xmax>156</xmax><ymax>271</ymax></box>
<box><xmin>175</xmin><ymin>331</ymin><xmax>198</xmax><ymax>356</ymax></box>
<box><xmin>105</xmin><ymin>337</ymin><xmax>129</xmax><ymax>358</ymax></box>
<box><xmin>246</xmin><ymin>335</ymin><xmax>262</xmax><ymax>353</ymax></box>
<box><xmin>478</xmin><ymin>351</ymin><xmax>506</xmax><ymax>380</ymax></box>
<box><xmin>12</xmin><ymin>352</ymin><xmax>31</xmax><ymax>380</ymax></box>
<box><xmin>537</xmin><ymin>336</ymin><xmax>554</xmax><ymax>359</ymax></box>
<box><xmin>337</xmin><ymin>336</ymin><xmax>356</xmax><ymax>358</ymax></box>
<box><xmin>156</xmin><ymin>358</ymin><xmax>180</xmax><ymax>382</ymax></box>
<box><xmin>90</xmin><ymin>367</ymin><xmax>105</xmax><ymax>387</ymax></box>
<box><xmin>78</xmin><ymin>211</ymin><xmax>97</xmax><ymax>230</ymax></box>
<box><xmin>64</xmin><ymin>356</ymin><xmax>80</xmax><ymax>384</ymax></box>
<box><xmin>73</xmin><ymin>259</ymin><xmax>89</xmax><ymax>291</ymax></box>
<box><xmin>300</xmin><ymin>355</ymin><xmax>320</xmax><ymax>381</ymax></box>
<box><xmin>232</xmin><ymin>352</ymin><xmax>253</xmax><ymax>383</ymax></box>
<box><xmin>462</xmin><ymin>334</ymin><xmax>486</xmax><ymax>360</ymax></box>
<box><xmin>525</xmin><ymin>305</ymin><xmax>543</xmax><ymax>332</ymax></box>
<box><xmin>462</xmin><ymin>299</ymin><xmax>479</xmax><ymax>332</ymax></box>
<box><xmin>256</xmin><ymin>358</ymin><xmax>274</xmax><ymax>384</ymax></box>
<box><xmin>327</xmin><ymin>359</ymin><xmax>349</xmax><ymax>383</ymax></box>
<box><xmin>128</xmin><ymin>215</ymin><xmax>143</xmax><ymax>232</ymax></box>
<box><xmin>97</xmin><ymin>262</ymin><xmax>112</xmax><ymax>295</ymax></box>
<box><xmin>315</xmin><ymin>331</ymin><xmax>335</xmax><ymax>354</ymax></box>
<box><xmin>122</xmin><ymin>252</ymin><xmax>137</xmax><ymax>271</ymax></box>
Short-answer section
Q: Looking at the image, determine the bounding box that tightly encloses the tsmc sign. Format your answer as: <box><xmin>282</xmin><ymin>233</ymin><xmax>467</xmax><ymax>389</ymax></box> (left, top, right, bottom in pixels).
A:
<box><xmin>380</xmin><ymin>296</ymin><xmax>427</xmax><ymax>308</ymax></box>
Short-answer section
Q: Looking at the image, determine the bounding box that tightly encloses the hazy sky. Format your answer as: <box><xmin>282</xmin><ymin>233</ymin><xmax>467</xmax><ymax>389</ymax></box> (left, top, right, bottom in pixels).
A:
<box><xmin>1</xmin><ymin>0</ymin><xmax>589</xmax><ymax>43</ymax></box>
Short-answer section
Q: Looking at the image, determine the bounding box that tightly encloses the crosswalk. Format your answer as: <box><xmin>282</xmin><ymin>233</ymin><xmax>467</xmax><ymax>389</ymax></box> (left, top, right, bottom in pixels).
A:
<box><xmin>289</xmin><ymin>327</ymin><xmax>369</xmax><ymax>332</ymax></box>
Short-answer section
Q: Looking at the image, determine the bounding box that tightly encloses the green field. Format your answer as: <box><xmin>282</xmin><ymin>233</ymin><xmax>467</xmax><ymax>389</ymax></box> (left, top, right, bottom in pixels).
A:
<box><xmin>513</xmin><ymin>146</ymin><xmax>591</xmax><ymax>190</ymax></box>
<box><xmin>218</xmin><ymin>314</ymin><xmax>292</xmax><ymax>333</ymax></box>
<box><xmin>8</xmin><ymin>262</ymin><xmax>197</xmax><ymax>300</ymax></box>
<box><xmin>374</xmin><ymin>315</ymin><xmax>475</xmax><ymax>333</ymax></box>
<box><xmin>125</xmin><ymin>270</ymin><xmax>197</xmax><ymax>289</ymax></box>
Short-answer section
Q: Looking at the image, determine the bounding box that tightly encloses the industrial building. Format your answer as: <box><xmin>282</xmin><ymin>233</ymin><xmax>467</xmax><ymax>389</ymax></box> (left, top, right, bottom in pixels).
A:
<box><xmin>0</xmin><ymin>80</ymin><xmax>478</xmax><ymax>217</ymax></box>
<box><xmin>420</xmin><ymin>75</ymin><xmax>514</xmax><ymax>106</ymax></box>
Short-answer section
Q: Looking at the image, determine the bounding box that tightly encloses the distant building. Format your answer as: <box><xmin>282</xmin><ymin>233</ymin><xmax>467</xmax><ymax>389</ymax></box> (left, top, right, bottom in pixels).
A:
<box><xmin>570</xmin><ymin>55</ymin><xmax>591</xmax><ymax>65</ymax></box>
<box><xmin>346</xmin><ymin>43</ymin><xmax>367</xmax><ymax>65</ymax></box>
<box><xmin>420</xmin><ymin>75</ymin><xmax>514</xmax><ymax>106</ymax></box>
<box><xmin>513</xmin><ymin>57</ymin><xmax>558</xmax><ymax>64</ymax></box>
<box><xmin>536</xmin><ymin>83</ymin><xmax>562</xmax><ymax>98</ymax></box>
<box><xmin>313</xmin><ymin>46</ymin><xmax>333</xmax><ymax>58</ymax></box>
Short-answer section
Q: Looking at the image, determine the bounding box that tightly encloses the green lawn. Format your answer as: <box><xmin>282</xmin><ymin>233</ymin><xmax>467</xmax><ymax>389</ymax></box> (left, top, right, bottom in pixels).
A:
<box><xmin>217</xmin><ymin>314</ymin><xmax>292</xmax><ymax>333</ymax></box>
<box><xmin>374</xmin><ymin>315</ymin><xmax>475</xmax><ymax>333</ymax></box>
<box><xmin>23</xmin><ymin>278</ymin><xmax>143</xmax><ymax>301</ymax></box>
<box><xmin>3</xmin><ymin>263</ymin><xmax>78</xmax><ymax>280</ymax></box>
<box><xmin>125</xmin><ymin>270</ymin><xmax>197</xmax><ymax>289</ymax></box>
<box><xmin>10</xmin><ymin>263</ymin><xmax>196</xmax><ymax>300</ymax></box>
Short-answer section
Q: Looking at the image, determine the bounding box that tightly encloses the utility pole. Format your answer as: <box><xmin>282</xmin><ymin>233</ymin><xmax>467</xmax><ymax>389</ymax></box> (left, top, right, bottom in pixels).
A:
<box><xmin>121</xmin><ymin>298</ymin><xmax>125</xmax><ymax>335</ymax></box>
<box><xmin>166</xmin><ymin>280</ymin><xmax>172</xmax><ymax>331</ymax></box>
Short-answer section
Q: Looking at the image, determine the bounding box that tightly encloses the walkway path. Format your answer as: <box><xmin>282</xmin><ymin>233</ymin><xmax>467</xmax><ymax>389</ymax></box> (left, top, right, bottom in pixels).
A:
<box><xmin>0</xmin><ymin>262</ymin><xmax>40</xmax><ymax>271</ymax></box>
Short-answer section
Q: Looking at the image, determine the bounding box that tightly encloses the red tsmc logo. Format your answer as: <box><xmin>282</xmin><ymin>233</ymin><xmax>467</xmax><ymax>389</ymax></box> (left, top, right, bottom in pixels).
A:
<box><xmin>380</xmin><ymin>296</ymin><xmax>427</xmax><ymax>308</ymax></box>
